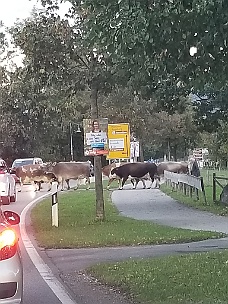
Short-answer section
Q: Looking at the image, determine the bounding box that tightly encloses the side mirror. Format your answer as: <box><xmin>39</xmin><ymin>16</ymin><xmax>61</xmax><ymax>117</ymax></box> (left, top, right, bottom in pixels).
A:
<box><xmin>3</xmin><ymin>211</ymin><xmax>20</xmax><ymax>225</ymax></box>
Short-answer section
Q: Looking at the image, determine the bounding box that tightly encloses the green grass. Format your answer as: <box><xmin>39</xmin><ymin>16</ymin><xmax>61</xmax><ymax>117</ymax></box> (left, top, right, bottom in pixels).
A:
<box><xmin>160</xmin><ymin>168</ymin><xmax>228</xmax><ymax>216</ymax></box>
<box><xmin>88</xmin><ymin>250</ymin><xmax>228</xmax><ymax>304</ymax></box>
<box><xmin>31</xmin><ymin>188</ymin><xmax>224</xmax><ymax>249</ymax></box>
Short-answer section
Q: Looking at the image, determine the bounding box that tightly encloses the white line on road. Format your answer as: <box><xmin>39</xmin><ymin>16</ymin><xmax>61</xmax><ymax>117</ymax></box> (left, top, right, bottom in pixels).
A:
<box><xmin>20</xmin><ymin>192</ymin><xmax>77</xmax><ymax>304</ymax></box>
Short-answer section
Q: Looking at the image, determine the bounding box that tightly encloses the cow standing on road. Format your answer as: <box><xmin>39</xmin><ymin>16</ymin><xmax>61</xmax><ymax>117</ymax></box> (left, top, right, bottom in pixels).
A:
<box><xmin>102</xmin><ymin>162</ymin><xmax>150</xmax><ymax>190</ymax></box>
<box><xmin>102</xmin><ymin>162</ymin><xmax>126</xmax><ymax>189</ymax></box>
<box><xmin>43</xmin><ymin>162</ymin><xmax>91</xmax><ymax>191</ymax></box>
<box><xmin>15</xmin><ymin>164</ymin><xmax>57</xmax><ymax>192</ymax></box>
<box><xmin>111</xmin><ymin>162</ymin><xmax>157</xmax><ymax>190</ymax></box>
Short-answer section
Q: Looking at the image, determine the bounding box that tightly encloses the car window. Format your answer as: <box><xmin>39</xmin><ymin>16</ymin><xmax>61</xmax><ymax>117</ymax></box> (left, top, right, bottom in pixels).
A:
<box><xmin>12</xmin><ymin>160</ymin><xmax>33</xmax><ymax>167</ymax></box>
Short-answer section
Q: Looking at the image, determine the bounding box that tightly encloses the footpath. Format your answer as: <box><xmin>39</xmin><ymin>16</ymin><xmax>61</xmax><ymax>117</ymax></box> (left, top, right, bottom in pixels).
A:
<box><xmin>44</xmin><ymin>186</ymin><xmax>228</xmax><ymax>304</ymax></box>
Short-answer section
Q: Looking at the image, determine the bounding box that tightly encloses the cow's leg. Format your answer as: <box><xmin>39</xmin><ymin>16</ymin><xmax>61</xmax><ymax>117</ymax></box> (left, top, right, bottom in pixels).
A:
<box><xmin>133</xmin><ymin>178</ymin><xmax>140</xmax><ymax>189</ymax></box>
<box><xmin>120</xmin><ymin>176</ymin><xmax>128</xmax><ymax>190</ymax></box>
<box><xmin>47</xmin><ymin>182</ymin><xmax>52</xmax><ymax>191</ymax></box>
<box><xmin>18</xmin><ymin>179</ymin><xmax>22</xmax><ymax>192</ymax></box>
<box><xmin>59</xmin><ymin>177</ymin><xmax>64</xmax><ymax>191</ymax></box>
<box><xmin>73</xmin><ymin>179</ymin><xmax>79</xmax><ymax>190</ymax></box>
<box><xmin>85</xmin><ymin>176</ymin><xmax>90</xmax><ymax>190</ymax></box>
<box><xmin>107</xmin><ymin>177</ymin><xmax>115</xmax><ymax>190</ymax></box>
<box><xmin>148</xmin><ymin>172</ymin><xmax>155</xmax><ymax>188</ymax></box>
<box><xmin>38</xmin><ymin>182</ymin><xmax>42</xmax><ymax>191</ymax></box>
<box><xmin>117</xmin><ymin>177</ymin><xmax>124</xmax><ymax>189</ymax></box>
<box><xmin>141</xmin><ymin>178</ymin><xmax>146</xmax><ymax>189</ymax></box>
<box><xmin>130</xmin><ymin>178</ymin><xmax>135</xmax><ymax>188</ymax></box>
<box><xmin>65</xmin><ymin>179</ymin><xmax>70</xmax><ymax>190</ymax></box>
<box><xmin>154</xmin><ymin>175</ymin><xmax>160</xmax><ymax>188</ymax></box>
<box><xmin>32</xmin><ymin>181</ymin><xmax>39</xmax><ymax>191</ymax></box>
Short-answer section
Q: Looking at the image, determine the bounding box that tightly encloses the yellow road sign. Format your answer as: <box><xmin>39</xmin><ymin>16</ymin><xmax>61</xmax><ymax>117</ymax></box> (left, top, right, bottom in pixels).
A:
<box><xmin>107</xmin><ymin>123</ymin><xmax>130</xmax><ymax>159</ymax></box>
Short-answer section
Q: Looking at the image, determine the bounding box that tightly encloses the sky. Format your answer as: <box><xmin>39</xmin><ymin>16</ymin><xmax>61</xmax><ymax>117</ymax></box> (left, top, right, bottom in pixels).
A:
<box><xmin>1</xmin><ymin>0</ymin><xmax>43</xmax><ymax>27</ymax></box>
<box><xmin>0</xmin><ymin>0</ymin><xmax>72</xmax><ymax>67</ymax></box>
<box><xmin>0</xmin><ymin>0</ymin><xmax>71</xmax><ymax>27</ymax></box>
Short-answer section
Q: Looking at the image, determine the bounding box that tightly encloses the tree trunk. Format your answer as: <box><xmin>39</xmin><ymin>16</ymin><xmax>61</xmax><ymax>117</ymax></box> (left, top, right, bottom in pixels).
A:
<box><xmin>91</xmin><ymin>82</ymin><xmax>105</xmax><ymax>220</ymax></box>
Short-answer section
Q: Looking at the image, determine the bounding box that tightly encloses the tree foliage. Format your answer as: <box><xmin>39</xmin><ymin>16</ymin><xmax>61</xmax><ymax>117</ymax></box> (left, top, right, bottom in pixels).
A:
<box><xmin>62</xmin><ymin>0</ymin><xmax>228</xmax><ymax>92</ymax></box>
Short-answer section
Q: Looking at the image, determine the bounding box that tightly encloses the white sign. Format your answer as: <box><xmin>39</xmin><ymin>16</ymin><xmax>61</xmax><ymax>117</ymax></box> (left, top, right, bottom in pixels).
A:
<box><xmin>86</xmin><ymin>132</ymin><xmax>107</xmax><ymax>146</ymax></box>
<box><xmin>109</xmin><ymin>138</ymin><xmax>124</xmax><ymax>150</ymax></box>
<box><xmin>130</xmin><ymin>141</ymin><xmax>140</xmax><ymax>158</ymax></box>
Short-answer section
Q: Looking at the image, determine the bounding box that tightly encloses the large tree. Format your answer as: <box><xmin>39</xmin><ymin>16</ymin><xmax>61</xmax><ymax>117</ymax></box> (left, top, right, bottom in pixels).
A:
<box><xmin>59</xmin><ymin>1</ymin><xmax>228</xmax><ymax>94</ymax></box>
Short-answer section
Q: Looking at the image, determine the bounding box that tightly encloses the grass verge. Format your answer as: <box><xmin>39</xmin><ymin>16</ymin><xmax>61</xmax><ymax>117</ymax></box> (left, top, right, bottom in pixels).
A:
<box><xmin>88</xmin><ymin>250</ymin><xmax>228</xmax><ymax>304</ymax></box>
<box><xmin>31</xmin><ymin>187</ymin><xmax>224</xmax><ymax>249</ymax></box>
<box><xmin>30</xmin><ymin>178</ymin><xmax>228</xmax><ymax>304</ymax></box>
<box><xmin>160</xmin><ymin>168</ymin><xmax>228</xmax><ymax>216</ymax></box>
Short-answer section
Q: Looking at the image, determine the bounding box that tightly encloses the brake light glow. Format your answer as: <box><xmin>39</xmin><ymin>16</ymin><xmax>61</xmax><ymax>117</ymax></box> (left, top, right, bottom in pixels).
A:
<box><xmin>0</xmin><ymin>229</ymin><xmax>17</xmax><ymax>260</ymax></box>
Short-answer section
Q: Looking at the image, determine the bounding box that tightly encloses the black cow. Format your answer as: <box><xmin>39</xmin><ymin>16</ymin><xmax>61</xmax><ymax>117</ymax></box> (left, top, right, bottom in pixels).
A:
<box><xmin>111</xmin><ymin>162</ymin><xmax>157</xmax><ymax>190</ymax></box>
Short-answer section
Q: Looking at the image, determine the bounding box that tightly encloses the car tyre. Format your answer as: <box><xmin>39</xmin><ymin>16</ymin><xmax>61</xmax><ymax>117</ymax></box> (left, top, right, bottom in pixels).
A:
<box><xmin>1</xmin><ymin>196</ymin><xmax>10</xmax><ymax>205</ymax></box>
<box><xmin>10</xmin><ymin>193</ymin><xmax>16</xmax><ymax>202</ymax></box>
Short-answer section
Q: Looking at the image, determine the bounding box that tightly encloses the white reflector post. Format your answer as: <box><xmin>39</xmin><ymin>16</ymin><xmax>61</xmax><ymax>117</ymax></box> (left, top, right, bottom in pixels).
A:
<box><xmin>52</xmin><ymin>183</ymin><xmax>58</xmax><ymax>227</ymax></box>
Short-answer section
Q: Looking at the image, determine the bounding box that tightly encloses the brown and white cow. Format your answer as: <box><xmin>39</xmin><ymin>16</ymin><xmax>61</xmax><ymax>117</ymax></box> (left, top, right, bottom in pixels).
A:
<box><xmin>15</xmin><ymin>164</ymin><xmax>57</xmax><ymax>192</ymax></box>
<box><xmin>102</xmin><ymin>162</ymin><xmax>126</xmax><ymax>189</ymax></box>
<box><xmin>43</xmin><ymin>161</ymin><xmax>91</xmax><ymax>191</ymax></box>
<box><xmin>157</xmin><ymin>161</ymin><xmax>189</xmax><ymax>176</ymax></box>
<box><xmin>111</xmin><ymin>162</ymin><xmax>157</xmax><ymax>190</ymax></box>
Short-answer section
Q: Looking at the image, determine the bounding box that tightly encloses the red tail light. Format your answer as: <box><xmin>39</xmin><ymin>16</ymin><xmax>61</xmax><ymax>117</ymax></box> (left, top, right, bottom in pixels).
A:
<box><xmin>0</xmin><ymin>229</ymin><xmax>17</xmax><ymax>260</ymax></box>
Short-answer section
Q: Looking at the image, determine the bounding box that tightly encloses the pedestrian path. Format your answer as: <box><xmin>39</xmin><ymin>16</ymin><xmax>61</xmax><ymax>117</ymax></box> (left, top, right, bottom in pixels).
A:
<box><xmin>112</xmin><ymin>187</ymin><xmax>228</xmax><ymax>234</ymax></box>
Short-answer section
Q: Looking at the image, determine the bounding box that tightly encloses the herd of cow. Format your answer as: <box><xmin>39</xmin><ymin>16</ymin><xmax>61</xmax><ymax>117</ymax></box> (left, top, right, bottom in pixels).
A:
<box><xmin>12</xmin><ymin>160</ymin><xmax>191</xmax><ymax>192</ymax></box>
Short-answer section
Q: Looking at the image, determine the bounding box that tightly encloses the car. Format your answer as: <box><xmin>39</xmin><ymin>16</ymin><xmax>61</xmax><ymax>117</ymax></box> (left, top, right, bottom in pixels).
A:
<box><xmin>0</xmin><ymin>208</ymin><xmax>23</xmax><ymax>303</ymax></box>
<box><xmin>0</xmin><ymin>159</ymin><xmax>16</xmax><ymax>205</ymax></box>
<box><xmin>11</xmin><ymin>157</ymin><xmax>43</xmax><ymax>169</ymax></box>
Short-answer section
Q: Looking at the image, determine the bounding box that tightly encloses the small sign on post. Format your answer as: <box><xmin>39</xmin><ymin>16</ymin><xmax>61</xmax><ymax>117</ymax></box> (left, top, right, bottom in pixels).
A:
<box><xmin>51</xmin><ymin>183</ymin><xmax>58</xmax><ymax>227</ymax></box>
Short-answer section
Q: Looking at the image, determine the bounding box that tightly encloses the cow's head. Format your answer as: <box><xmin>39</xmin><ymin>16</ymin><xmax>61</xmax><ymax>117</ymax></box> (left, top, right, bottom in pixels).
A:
<box><xmin>41</xmin><ymin>162</ymin><xmax>56</xmax><ymax>172</ymax></box>
<box><xmin>111</xmin><ymin>167</ymin><xmax>118</xmax><ymax>175</ymax></box>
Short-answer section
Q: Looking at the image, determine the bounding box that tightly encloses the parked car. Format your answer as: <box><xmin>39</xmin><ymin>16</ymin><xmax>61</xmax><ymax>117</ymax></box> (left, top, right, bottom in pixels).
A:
<box><xmin>0</xmin><ymin>208</ymin><xmax>23</xmax><ymax>303</ymax></box>
<box><xmin>0</xmin><ymin>159</ymin><xmax>16</xmax><ymax>205</ymax></box>
<box><xmin>10</xmin><ymin>158</ymin><xmax>43</xmax><ymax>185</ymax></box>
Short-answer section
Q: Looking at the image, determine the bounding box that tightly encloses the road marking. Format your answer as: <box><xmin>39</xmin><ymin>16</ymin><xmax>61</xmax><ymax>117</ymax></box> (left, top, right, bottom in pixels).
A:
<box><xmin>20</xmin><ymin>192</ymin><xmax>77</xmax><ymax>304</ymax></box>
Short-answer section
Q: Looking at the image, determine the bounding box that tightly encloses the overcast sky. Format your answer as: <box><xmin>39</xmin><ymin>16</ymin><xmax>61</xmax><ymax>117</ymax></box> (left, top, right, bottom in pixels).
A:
<box><xmin>0</xmin><ymin>0</ymin><xmax>71</xmax><ymax>27</ymax></box>
<box><xmin>0</xmin><ymin>0</ymin><xmax>72</xmax><ymax>67</ymax></box>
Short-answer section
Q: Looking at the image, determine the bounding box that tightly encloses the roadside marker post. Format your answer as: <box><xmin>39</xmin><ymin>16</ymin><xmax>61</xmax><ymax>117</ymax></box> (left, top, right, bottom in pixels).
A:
<box><xmin>51</xmin><ymin>183</ymin><xmax>58</xmax><ymax>227</ymax></box>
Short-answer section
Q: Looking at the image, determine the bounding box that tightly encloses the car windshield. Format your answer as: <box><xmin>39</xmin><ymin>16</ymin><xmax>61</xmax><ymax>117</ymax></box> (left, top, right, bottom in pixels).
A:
<box><xmin>12</xmin><ymin>160</ymin><xmax>34</xmax><ymax>167</ymax></box>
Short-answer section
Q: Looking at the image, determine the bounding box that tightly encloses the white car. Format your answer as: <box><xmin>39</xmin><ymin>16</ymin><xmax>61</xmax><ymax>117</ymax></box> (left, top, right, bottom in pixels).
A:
<box><xmin>0</xmin><ymin>209</ymin><xmax>23</xmax><ymax>303</ymax></box>
<box><xmin>0</xmin><ymin>159</ymin><xmax>16</xmax><ymax>205</ymax></box>
<box><xmin>11</xmin><ymin>157</ymin><xmax>43</xmax><ymax>169</ymax></box>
